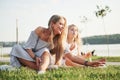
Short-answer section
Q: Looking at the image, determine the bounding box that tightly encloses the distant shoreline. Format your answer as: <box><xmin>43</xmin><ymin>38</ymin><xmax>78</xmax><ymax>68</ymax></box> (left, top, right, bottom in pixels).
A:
<box><xmin>0</xmin><ymin>44</ymin><xmax>120</xmax><ymax>57</ymax></box>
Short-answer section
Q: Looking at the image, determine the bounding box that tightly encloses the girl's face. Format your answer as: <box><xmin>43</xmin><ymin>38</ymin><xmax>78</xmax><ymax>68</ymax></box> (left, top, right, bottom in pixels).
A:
<box><xmin>68</xmin><ymin>26</ymin><xmax>78</xmax><ymax>38</ymax></box>
<box><xmin>52</xmin><ymin>18</ymin><xmax>65</xmax><ymax>35</ymax></box>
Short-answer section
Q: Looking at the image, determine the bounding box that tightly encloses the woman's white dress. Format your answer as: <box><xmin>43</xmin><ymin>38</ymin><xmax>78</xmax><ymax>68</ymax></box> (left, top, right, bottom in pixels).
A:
<box><xmin>64</xmin><ymin>42</ymin><xmax>78</xmax><ymax>56</ymax></box>
<box><xmin>10</xmin><ymin>31</ymin><xmax>51</xmax><ymax>67</ymax></box>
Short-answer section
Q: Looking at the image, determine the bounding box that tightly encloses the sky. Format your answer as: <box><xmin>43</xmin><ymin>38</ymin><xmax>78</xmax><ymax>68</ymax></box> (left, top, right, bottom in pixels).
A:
<box><xmin>0</xmin><ymin>0</ymin><xmax>120</xmax><ymax>42</ymax></box>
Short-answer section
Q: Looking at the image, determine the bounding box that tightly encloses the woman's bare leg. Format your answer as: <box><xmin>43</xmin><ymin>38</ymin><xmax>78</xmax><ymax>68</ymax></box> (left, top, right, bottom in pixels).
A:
<box><xmin>39</xmin><ymin>51</ymin><xmax>50</xmax><ymax>71</ymax></box>
<box><xmin>17</xmin><ymin>58</ymin><xmax>39</xmax><ymax>70</ymax></box>
<box><xmin>18</xmin><ymin>51</ymin><xmax>50</xmax><ymax>71</ymax></box>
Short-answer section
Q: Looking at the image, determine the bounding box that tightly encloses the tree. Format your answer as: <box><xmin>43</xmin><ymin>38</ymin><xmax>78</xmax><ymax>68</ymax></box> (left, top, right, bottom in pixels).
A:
<box><xmin>95</xmin><ymin>5</ymin><xmax>111</xmax><ymax>56</ymax></box>
<box><xmin>95</xmin><ymin>5</ymin><xmax>111</xmax><ymax>18</ymax></box>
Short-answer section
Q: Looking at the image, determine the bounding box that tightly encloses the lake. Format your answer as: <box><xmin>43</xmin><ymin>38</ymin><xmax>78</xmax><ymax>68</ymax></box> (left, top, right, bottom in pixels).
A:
<box><xmin>0</xmin><ymin>44</ymin><xmax>120</xmax><ymax>57</ymax></box>
<box><xmin>81</xmin><ymin>44</ymin><xmax>120</xmax><ymax>56</ymax></box>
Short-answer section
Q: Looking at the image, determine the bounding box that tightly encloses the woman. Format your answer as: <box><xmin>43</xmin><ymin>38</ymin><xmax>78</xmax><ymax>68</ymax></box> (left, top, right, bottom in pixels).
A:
<box><xmin>63</xmin><ymin>24</ymin><xmax>106</xmax><ymax>67</ymax></box>
<box><xmin>10</xmin><ymin>14</ymin><xmax>67</xmax><ymax>74</ymax></box>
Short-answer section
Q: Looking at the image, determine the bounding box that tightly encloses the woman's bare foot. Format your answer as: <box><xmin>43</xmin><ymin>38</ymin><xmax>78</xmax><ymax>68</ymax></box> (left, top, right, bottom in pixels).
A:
<box><xmin>82</xmin><ymin>51</ymin><xmax>93</xmax><ymax>59</ymax></box>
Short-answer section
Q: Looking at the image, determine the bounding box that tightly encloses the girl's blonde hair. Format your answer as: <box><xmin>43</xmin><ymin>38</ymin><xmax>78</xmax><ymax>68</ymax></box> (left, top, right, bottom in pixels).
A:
<box><xmin>68</xmin><ymin>24</ymin><xmax>82</xmax><ymax>54</ymax></box>
<box><xmin>48</xmin><ymin>15</ymin><xmax>67</xmax><ymax>65</ymax></box>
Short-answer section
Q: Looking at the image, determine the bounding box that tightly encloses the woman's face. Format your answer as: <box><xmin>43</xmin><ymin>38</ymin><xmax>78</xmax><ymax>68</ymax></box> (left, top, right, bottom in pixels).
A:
<box><xmin>68</xmin><ymin>26</ymin><xmax>78</xmax><ymax>38</ymax></box>
<box><xmin>52</xmin><ymin>18</ymin><xmax>65</xmax><ymax>35</ymax></box>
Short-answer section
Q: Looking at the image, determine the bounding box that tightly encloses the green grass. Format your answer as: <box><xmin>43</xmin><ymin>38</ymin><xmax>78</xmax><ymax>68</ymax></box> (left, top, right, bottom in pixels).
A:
<box><xmin>1</xmin><ymin>53</ymin><xmax>120</xmax><ymax>62</ymax></box>
<box><xmin>0</xmin><ymin>62</ymin><xmax>9</xmax><ymax>65</ymax></box>
<box><xmin>0</xmin><ymin>56</ymin><xmax>120</xmax><ymax>80</ymax></box>
<box><xmin>0</xmin><ymin>65</ymin><xmax>120</xmax><ymax>80</ymax></box>
<box><xmin>92</xmin><ymin>56</ymin><xmax>120</xmax><ymax>62</ymax></box>
<box><xmin>0</xmin><ymin>54</ymin><xmax>10</xmax><ymax>57</ymax></box>
<box><xmin>0</xmin><ymin>62</ymin><xmax>120</xmax><ymax>80</ymax></box>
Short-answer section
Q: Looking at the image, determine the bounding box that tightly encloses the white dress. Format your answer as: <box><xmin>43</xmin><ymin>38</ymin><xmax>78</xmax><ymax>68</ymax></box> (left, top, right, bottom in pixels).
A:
<box><xmin>61</xmin><ymin>42</ymin><xmax>78</xmax><ymax>66</ymax></box>
<box><xmin>64</xmin><ymin>42</ymin><xmax>78</xmax><ymax>56</ymax></box>
<box><xmin>10</xmin><ymin>31</ymin><xmax>51</xmax><ymax>67</ymax></box>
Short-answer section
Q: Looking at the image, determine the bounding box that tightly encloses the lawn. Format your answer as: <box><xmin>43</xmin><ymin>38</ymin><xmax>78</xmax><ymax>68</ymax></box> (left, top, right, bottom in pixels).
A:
<box><xmin>0</xmin><ymin>62</ymin><xmax>120</xmax><ymax>80</ymax></box>
<box><xmin>92</xmin><ymin>56</ymin><xmax>120</xmax><ymax>62</ymax></box>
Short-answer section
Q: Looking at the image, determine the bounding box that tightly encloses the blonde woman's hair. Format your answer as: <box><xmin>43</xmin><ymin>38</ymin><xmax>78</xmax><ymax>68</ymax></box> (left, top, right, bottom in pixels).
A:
<box><xmin>68</xmin><ymin>24</ymin><xmax>83</xmax><ymax>54</ymax></box>
<box><xmin>48</xmin><ymin>15</ymin><xmax>67</xmax><ymax>65</ymax></box>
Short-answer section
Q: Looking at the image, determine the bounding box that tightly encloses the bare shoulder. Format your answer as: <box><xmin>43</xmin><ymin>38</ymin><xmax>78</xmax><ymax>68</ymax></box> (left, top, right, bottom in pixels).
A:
<box><xmin>34</xmin><ymin>26</ymin><xmax>46</xmax><ymax>35</ymax></box>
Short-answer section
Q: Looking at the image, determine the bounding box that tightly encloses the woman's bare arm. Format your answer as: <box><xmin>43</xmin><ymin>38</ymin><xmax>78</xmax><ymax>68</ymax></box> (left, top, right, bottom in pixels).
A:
<box><xmin>25</xmin><ymin>49</ymin><xmax>35</xmax><ymax>59</ymax></box>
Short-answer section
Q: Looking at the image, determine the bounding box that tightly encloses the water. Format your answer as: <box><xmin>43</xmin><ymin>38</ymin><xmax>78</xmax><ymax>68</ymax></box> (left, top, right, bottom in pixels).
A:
<box><xmin>0</xmin><ymin>44</ymin><xmax>120</xmax><ymax>57</ymax></box>
<box><xmin>81</xmin><ymin>44</ymin><xmax>120</xmax><ymax>57</ymax></box>
<box><xmin>0</xmin><ymin>47</ymin><xmax>12</xmax><ymax>54</ymax></box>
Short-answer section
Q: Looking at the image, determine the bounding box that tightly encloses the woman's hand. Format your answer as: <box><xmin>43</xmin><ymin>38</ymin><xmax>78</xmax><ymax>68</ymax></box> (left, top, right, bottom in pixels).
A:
<box><xmin>87</xmin><ymin>58</ymin><xmax>106</xmax><ymax>67</ymax></box>
<box><xmin>35</xmin><ymin>57</ymin><xmax>41</xmax><ymax>67</ymax></box>
<box><xmin>87</xmin><ymin>61</ymin><xmax>102</xmax><ymax>67</ymax></box>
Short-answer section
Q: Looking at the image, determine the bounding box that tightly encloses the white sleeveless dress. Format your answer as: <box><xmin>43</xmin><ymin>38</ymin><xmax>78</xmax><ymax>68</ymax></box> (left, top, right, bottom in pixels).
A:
<box><xmin>64</xmin><ymin>42</ymin><xmax>78</xmax><ymax>56</ymax></box>
<box><xmin>61</xmin><ymin>42</ymin><xmax>79</xmax><ymax>66</ymax></box>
